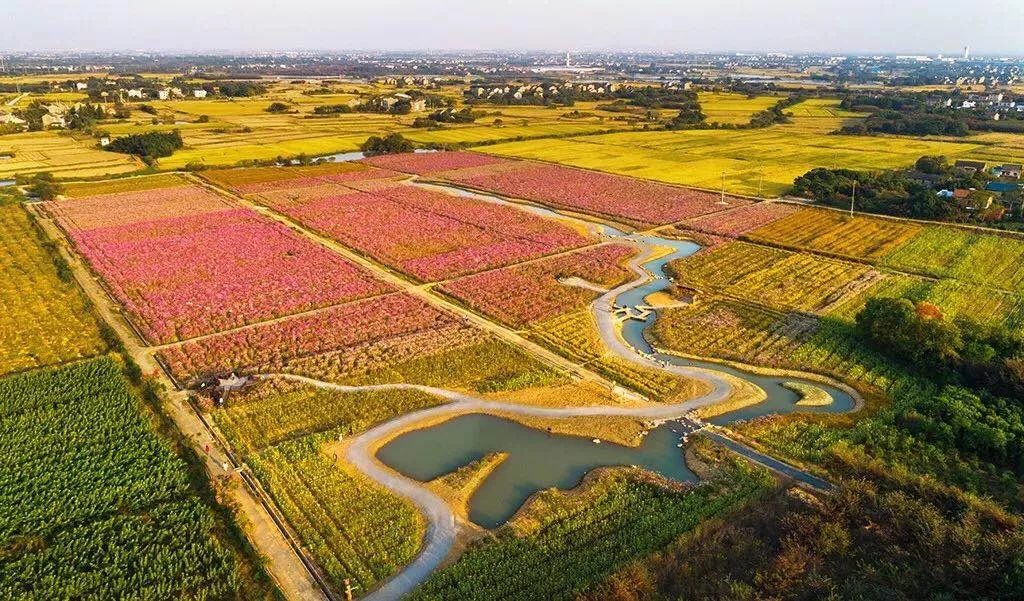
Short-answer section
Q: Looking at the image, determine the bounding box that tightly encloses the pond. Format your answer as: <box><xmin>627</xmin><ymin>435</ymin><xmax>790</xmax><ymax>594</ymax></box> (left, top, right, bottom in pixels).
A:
<box><xmin>376</xmin><ymin>413</ymin><xmax>697</xmax><ymax>528</ymax></box>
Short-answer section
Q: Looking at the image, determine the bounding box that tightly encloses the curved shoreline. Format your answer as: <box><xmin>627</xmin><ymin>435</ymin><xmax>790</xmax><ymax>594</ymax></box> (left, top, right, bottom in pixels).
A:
<box><xmin>261</xmin><ymin>372</ymin><xmax>740</xmax><ymax>601</ymax></box>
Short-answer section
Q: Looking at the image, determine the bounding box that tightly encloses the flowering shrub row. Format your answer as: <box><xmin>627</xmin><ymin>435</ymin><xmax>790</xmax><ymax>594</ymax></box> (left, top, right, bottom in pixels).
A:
<box><xmin>681</xmin><ymin>202</ymin><xmax>800</xmax><ymax>237</ymax></box>
<box><xmin>439</xmin><ymin>243</ymin><xmax>637</xmax><ymax>327</ymax></box>
<box><xmin>46</xmin><ymin>185</ymin><xmax>231</xmax><ymax>230</ymax></box>
<box><xmin>157</xmin><ymin>292</ymin><xmax>482</xmax><ymax>384</ymax></box>
<box><xmin>442</xmin><ymin>162</ymin><xmax>749</xmax><ymax>226</ymax></box>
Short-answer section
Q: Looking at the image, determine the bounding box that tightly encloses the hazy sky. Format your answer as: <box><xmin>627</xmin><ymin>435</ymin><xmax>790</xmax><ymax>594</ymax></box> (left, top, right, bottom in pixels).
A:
<box><xmin>5</xmin><ymin>0</ymin><xmax>1023</xmax><ymax>55</ymax></box>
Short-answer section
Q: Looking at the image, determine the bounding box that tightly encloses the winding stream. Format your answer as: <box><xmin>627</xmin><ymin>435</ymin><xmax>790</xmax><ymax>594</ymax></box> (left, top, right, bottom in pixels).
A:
<box><xmin>264</xmin><ymin>180</ymin><xmax>863</xmax><ymax>599</ymax></box>
<box><xmin>375</xmin><ymin>185</ymin><xmax>855</xmax><ymax>532</ymax></box>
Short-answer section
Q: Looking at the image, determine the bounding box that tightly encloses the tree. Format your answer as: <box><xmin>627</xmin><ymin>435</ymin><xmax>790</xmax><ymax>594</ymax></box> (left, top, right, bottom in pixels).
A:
<box><xmin>27</xmin><ymin>172</ymin><xmax>63</xmax><ymax>201</ymax></box>
<box><xmin>266</xmin><ymin>102</ymin><xmax>290</xmax><ymax>114</ymax></box>
<box><xmin>915</xmin><ymin>155</ymin><xmax>949</xmax><ymax>175</ymax></box>
<box><xmin>106</xmin><ymin>130</ymin><xmax>183</xmax><ymax>160</ymax></box>
<box><xmin>360</xmin><ymin>133</ymin><xmax>414</xmax><ymax>156</ymax></box>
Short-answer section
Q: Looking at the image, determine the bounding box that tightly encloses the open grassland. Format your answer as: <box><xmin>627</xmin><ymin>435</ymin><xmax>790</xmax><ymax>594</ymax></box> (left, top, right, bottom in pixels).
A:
<box><xmin>251</xmin><ymin>177</ymin><xmax>593</xmax><ymax>281</ymax></box>
<box><xmin>214</xmin><ymin>379</ymin><xmax>441</xmax><ymax>591</ymax></box>
<box><xmin>62</xmin><ymin>173</ymin><xmax>189</xmax><ymax>197</ymax></box>
<box><xmin>47</xmin><ymin>183</ymin><xmax>391</xmax><ymax>344</ymax></box>
<box><xmin>746</xmin><ymin>207</ymin><xmax>921</xmax><ymax>260</ymax></box>
<box><xmin>217</xmin><ymin>378</ymin><xmax>442</xmax><ymax>456</ymax></box>
<box><xmin>202</xmin><ymin>161</ymin><xmax>399</xmax><ymax>194</ymax></box>
<box><xmin>411</xmin><ymin>456</ymin><xmax>773</xmax><ymax>601</ymax></box>
<box><xmin>698</xmin><ymin>92</ymin><xmax>781</xmax><ymax>125</ymax></box>
<box><xmin>0</xmin><ymin>204</ymin><xmax>105</xmax><ymax>376</ymax></box>
<box><xmin>0</xmin><ymin>131</ymin><xmax>140</xmax><ymax>179</ymax></box>
<box><xmin>480</xmin><ymin>120</ymin><xmax>1024</xmax><ymax>196</ymax></box>
<box><xmin>0</xmin><ymin>358</ymin><xmax>240</xmax><ymax>599</ymax></box>
<box><xmin>530</xmin><ymin>308</ymin><xmax>706</xmax><ymax>402</ymax></box>
<box><xmin>666</xmin><ymin>241</ymin><xmax>876</xmax><ymax>314</ymax></box>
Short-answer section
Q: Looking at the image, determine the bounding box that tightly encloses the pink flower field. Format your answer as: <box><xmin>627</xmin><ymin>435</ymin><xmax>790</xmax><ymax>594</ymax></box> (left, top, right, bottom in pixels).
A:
<box><xmin>681</xmin><ymin>202</ymin><xmax>801</xmax><ymax>237</ymax></box>
<box><xmin>157</xmin><ymin>292</ymin><xmax>485</xmax><ymax>384</ymax></box>
<box><xmin>259</xmin><ymin>181</ymin><xmax>592</xmax><ymax>281</ymax></box>
<box><xmin>363</xmin><ymin>151</ymin><xmax>507</xmax><ymax>175</ymax></box>
<box><xmin>439</xmin><ymin>243</ymin><xmax>637</xmax><ymax>326</ymax></box>
<box><xmin>442</xmin><ymin>162</ymin><xmax>750</xmax><ymax>227</ymax></box>
<box><xmin>49</xmin><ymin>186</ymin><xmax>391</xmax><ymax>344</ymax></box>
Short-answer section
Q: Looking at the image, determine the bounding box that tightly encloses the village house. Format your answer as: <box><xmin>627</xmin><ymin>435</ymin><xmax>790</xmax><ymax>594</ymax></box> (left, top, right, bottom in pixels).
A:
<box><xmin>193</xmin><ymin>89</ymin><xmax>208</xmax><ymax>98</ymax></box>
<box><xmin>126</xmin><ymin>88</ymin><xmax>144</xmax><ymax>99</ymax></box>
<box><xmin>998</xmin><ymin>163</ymin><xmax>1022</xmax><ymax>179</ymax></box>
<box><xmin>75</xmin><ymin>82</ymin><xmax>88</xmax><ymax>91</ymax></box>
<box><xmin>157</xmin><ymin>89</ymin><xmax>170</xmax><ymax>100</ymax></box>
<box><xmin>41</xmin><ymin>113</ymin><xmax>66</xmax><ymax>129</ymax></box>
<box><xmin>0</xmin><ymin>113</ymin><xmax>27</xmax><ymax>127</ymax></box>
<box><xmin>409</xmin><ymin>97</ymin><xmax>426</xmax><ymax>112</ymax></box>
<box><xmin>954</xmin><ymin>159</ymin><xmax>986</xmax><ymax>174</ymax></box>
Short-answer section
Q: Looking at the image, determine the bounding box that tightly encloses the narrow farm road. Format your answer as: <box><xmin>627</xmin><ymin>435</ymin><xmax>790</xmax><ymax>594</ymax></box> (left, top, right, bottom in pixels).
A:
<box><xmin>27</xmin><ymin>204</ymin><xmax>328</xmax><ymax>601</ymax></box>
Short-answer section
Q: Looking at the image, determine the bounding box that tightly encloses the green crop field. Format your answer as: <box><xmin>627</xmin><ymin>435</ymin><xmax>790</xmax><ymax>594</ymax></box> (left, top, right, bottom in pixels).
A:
<box><xmin>0</xmin><ymin>357</ymin><xmax>241</xmax><ymax>598</ymax></box>
<box><xmin>411</xmin><ymin>458</ymin><xmax>773</xmax><ymax>601</ymax></box>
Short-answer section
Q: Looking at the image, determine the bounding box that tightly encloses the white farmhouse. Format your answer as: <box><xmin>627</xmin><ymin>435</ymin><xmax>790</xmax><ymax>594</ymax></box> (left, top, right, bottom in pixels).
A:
<box><xmin>193</xmin><ymin>89</ymin><xmax>208</xmax><ymax>98</ymax></box>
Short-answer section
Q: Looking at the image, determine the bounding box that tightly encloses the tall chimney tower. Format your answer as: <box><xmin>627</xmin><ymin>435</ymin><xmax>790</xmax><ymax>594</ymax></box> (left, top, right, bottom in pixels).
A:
<box><xmin>963</xmin><ymin>45</ymin><xmax>970</xmax><ymax>59</ymax></box>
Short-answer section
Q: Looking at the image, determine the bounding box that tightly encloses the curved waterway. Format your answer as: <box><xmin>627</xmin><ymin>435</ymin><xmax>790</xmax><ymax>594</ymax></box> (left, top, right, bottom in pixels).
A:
<box><xmin>377</xmin><ymin>182</ymin><xmax>856</xmax><ymax>529</ymax></box>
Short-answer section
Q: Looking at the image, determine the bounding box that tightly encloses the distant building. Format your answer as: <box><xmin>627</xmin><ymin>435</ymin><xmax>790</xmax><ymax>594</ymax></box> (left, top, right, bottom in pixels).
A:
<box><xmin>157</xmin><ymin>89</ymin><xmax>170</xmax><ymax>100</ymax></box>
<box><xmin>905</xmin><ymin>171</ymin><xmax>942</xmax><ymax>186</ymax></box>
<box><xmin>954</xmin><ymin>159</ymin><xmax>986</xmax><ymax>174</ymax></box>
<box><xmin>0</xmin><ymin>113</ymin><xmax>26</xmax><ymax>126</ymax></box>
<box><xmin>999</xmin><ymin>163</ymin><xmax>1022</xmax><ymax>179</ymax></box>
<box><xmin>75</xmin><ymin>82</ymin><xmax>88</xmax><ymax>91</ymax></box>
<box><xmin>409</xmin><ymin>97</ymin><xmax>427</xmax><ymax>112</ymax></box>
<box><xmin>41</xmin><ymin>113</ymin><xmax>66</xmax><ymax>129</ymax></box>
<box><xmin>99</xmin><ymin>136</ymin><xmax>110</xmax><ymax>147</ymax></box>
<box><xmin>985</xmin><ymin>181</ymin><xmax>1020</xmax><ymax>194</ymax></box>
<box><xmin>126</xmin><ymin>88</ymin><xmax>144</xmax><ymax>99</ymax></box>
<box><xmin>193</xmin><ymin>89</ymin><xmax>208</xmax><ymax>98</ymax></box>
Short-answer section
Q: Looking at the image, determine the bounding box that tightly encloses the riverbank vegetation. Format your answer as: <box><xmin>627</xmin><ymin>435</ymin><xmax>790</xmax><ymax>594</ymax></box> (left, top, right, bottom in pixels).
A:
<box><xmin>410</xmin><ymin>444</ymin><xmax>774</xmax><ymax>600</ymax></box>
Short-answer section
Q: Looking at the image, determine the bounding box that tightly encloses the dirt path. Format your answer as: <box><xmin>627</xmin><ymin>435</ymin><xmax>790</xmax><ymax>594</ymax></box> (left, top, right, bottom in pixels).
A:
<box><xmin>260</xmin><ymin>372</ymin><xmax>736</xmax><ymax>601</ymax></box>
<box><xmin>27</xmin><ymin>204</ymin><xmax>328</xmax><ymax>601</ymax></box>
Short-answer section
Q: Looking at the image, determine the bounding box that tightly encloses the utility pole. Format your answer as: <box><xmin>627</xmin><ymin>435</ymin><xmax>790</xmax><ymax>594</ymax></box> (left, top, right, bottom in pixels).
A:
<box><xmin>849</xmin><ymin>180</ymin><xmax>857</xmax><ymax>218</ymax></box>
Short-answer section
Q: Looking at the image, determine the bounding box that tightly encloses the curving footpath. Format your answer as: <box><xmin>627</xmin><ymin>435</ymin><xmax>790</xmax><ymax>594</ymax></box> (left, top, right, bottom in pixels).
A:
<box><xmin>259</xmin><ymin>372</ymin><xmax>737</xmax><ymax>601</ymax></box>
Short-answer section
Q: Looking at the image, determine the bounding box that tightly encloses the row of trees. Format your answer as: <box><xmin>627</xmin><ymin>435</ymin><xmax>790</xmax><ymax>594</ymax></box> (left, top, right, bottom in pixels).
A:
<box><xmin>791</xmin><ymin>156</ymin><xmax>1019</xmax><ymax>222</ymax></box>
<box><xmin>856</xmin><ymin>297</ymin><xmax>1024</xmax><ymax>399</ymax></box>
